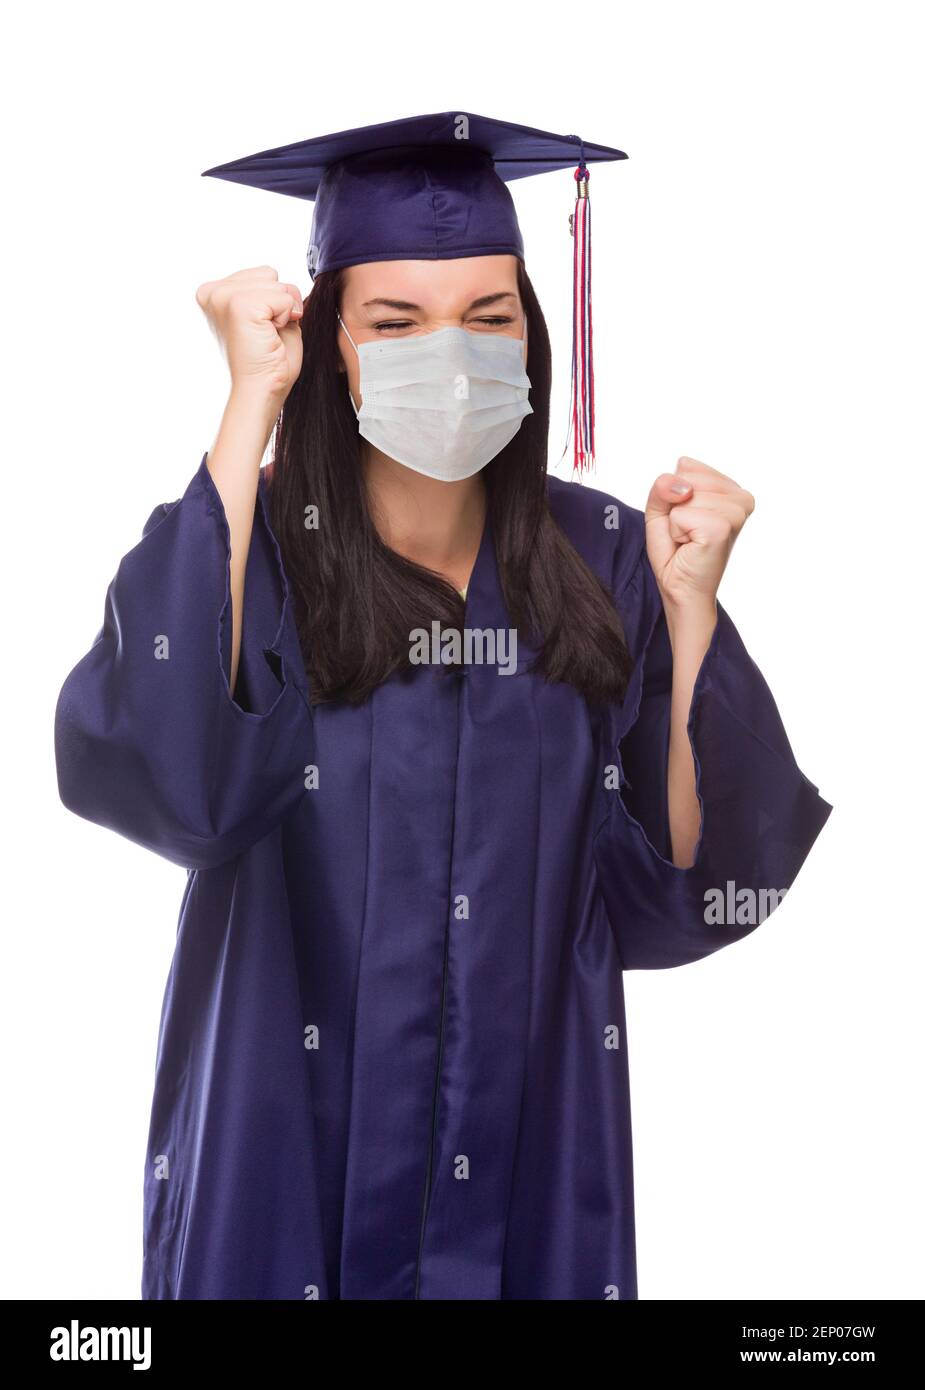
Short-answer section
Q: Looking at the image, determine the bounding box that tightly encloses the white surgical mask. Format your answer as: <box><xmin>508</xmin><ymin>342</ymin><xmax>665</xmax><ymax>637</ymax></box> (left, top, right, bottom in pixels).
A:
<box><xmin>338</xmin><ymin>314</ymin><xmax>533</xmax><ymax>482</ymax></box>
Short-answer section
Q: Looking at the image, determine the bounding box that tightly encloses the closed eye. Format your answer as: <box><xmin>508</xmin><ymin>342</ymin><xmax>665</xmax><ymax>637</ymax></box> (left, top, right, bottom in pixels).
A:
<box><xmin>373</xmin><ymin>316</ymin><xmax>516</xmax><ymax>334</ymax></box>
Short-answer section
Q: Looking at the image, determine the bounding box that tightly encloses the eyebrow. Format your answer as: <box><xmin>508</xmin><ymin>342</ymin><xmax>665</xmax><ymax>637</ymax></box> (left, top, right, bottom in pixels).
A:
<box><xmin>360</xmin><ymin>292</ymin><xmax>518</xmax><ymax>313</ymax></box>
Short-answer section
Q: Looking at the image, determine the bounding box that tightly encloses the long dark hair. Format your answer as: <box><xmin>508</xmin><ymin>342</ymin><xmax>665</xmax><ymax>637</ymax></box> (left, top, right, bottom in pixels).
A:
<box><xmin>267</xmin><ymin>260</ymin><xmax>633</xmax><ymax>707</ymax></box>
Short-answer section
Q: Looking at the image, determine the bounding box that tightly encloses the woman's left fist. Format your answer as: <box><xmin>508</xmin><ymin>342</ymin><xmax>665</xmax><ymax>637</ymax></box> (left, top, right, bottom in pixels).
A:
<box><xmin>644</xmin><ymin>457</ymin><xmax>755</xmax><ymax>611</ymax></box>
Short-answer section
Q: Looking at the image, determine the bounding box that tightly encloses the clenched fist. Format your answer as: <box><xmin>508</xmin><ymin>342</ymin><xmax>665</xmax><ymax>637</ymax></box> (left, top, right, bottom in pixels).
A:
<box><xmin>195</xmin><ymin>265</ymin><xmax>304</xmax><ymax>402</ymax></box>
<box><xmin>645</xmin><ymin>457</ymin><xmax>756</xmax><ymax>612</ymax></box>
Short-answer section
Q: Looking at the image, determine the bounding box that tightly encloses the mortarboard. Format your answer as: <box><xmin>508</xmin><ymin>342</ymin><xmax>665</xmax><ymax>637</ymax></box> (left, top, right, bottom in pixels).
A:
<box><xmin>202</xmin><ymin>112</ymin><xmax>628</xmax><ymax>474</ymax></box>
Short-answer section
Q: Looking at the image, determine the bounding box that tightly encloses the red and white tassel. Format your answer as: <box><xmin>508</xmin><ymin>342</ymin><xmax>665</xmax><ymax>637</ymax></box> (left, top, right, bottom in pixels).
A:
<box><xmin>561</xmin><ymin>160</ymin><xmax>595</xmax><ymax>476</ymax></box>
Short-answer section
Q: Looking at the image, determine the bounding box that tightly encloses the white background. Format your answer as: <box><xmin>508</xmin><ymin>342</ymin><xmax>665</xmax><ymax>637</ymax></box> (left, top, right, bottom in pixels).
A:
<box><xmin>2</xmin><ymin>0</ymin><xmax>922</xmax><ymax>1300</ymax></box>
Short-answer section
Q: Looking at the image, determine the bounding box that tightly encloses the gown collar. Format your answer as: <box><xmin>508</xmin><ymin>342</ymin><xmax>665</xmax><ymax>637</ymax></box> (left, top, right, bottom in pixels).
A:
<box><xmin>463</xmin><ymin>505</ymin><xmax>543</xmax><ymax>674</ymax></box>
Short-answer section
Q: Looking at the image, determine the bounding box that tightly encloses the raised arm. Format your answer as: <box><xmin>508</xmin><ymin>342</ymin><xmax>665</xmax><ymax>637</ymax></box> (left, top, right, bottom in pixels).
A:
<box><xmin>53</xmin><ymin>268</ymin><xmax>313</xmax><ymax>870</ymax></box>
<box><xmin>644</xmin><ymin>459</ymin><xmax>754</xmax><ymax>868</ymax></box>
<box><xmin>594</xmin><ymin>458</ymin><xmax>832</xmax><ymax>969</ymax></box>
<box><xmin>194</xmin><ymin>266</ymin><xmax>304</xmax><ymax>695</ymax></box>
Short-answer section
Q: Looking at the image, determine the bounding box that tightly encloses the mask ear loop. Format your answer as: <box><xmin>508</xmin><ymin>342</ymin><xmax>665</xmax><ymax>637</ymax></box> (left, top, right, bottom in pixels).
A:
<box><xmin>337</xmin><ymin>313</ymin><xmax>361</xmax><ymax>418</ymax></box>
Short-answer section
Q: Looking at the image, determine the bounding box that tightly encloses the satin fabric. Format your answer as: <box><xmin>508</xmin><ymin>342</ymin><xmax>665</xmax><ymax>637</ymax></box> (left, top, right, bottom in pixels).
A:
<box><xmin>54</xmin><ymin>456</ymin><xmax>832</xmax><ymax>1300</ymax></box>
<box><xmin>199</xmin><ymin>111</ymin><xmax>628</xmax><ymax>278</ymax></box>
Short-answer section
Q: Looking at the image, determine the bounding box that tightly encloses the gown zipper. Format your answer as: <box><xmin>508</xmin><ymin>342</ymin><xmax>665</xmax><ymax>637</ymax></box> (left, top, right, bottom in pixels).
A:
<box><xmin>413</xmin><ymin>666</ymin><xmax>464</xmax><ymax>1299</ymax></box>
<box><xmin>413</xmin><ymin>896</ymin><xmax>452</xmax><ymax>1298</ymax></box>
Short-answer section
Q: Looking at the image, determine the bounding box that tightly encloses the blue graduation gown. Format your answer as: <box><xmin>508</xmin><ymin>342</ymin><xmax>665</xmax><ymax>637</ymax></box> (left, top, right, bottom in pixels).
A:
<box><xmin>54</xmin><ymin>454</ymin><xmax>832</xmax><ymax>1300</ymax></box>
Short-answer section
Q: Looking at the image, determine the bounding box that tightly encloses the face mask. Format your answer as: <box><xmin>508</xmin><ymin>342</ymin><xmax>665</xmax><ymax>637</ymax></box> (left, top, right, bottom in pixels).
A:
<box><xmin>338</xmin><ymin>314</ymin><xmax>533</xmax><ymax>482</ymax></box>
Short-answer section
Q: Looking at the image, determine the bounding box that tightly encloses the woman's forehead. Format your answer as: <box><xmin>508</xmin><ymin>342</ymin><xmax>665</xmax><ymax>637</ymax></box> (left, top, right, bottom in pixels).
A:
<box><xmin>341</xmin><ymin>255</ymin><xmax>522</xmax><ymax>310</ymax></box>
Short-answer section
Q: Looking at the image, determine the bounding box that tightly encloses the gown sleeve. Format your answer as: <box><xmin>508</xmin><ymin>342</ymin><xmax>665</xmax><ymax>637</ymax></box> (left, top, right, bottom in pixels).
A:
<box><xmin>54</xmin><ymin>452</ymin><xmax>314</xmax><ymax>870</ymax></box>
<box><xmin>593</xmin><ymin>537</ymin><xmax>833</xmax><ymax>970</ymax></box>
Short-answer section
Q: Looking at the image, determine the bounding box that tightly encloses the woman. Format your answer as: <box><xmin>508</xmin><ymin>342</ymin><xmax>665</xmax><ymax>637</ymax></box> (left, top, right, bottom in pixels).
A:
<box><xmin>54</xmin><ymin>115</ymin><xmax>832</xmax><ymax>1300</ymax></box>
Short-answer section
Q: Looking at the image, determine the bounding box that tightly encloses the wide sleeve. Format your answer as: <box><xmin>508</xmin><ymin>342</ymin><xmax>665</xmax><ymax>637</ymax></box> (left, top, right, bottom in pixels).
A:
<box><xmin>54</xmin><ymin>452</ymin><xmax>315</xmax><ymax>870</ymax></box>
<box><xmin>593</xmin><ymin>542</ymin><xmax>833</xmax><ymax>970</ymax></box>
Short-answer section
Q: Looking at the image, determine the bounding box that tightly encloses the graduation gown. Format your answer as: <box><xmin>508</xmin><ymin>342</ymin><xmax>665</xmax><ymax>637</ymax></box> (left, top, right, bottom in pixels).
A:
<box><xmin>54</xmin><ymin>454</ymin><xmax>832</xmax><ymax>1300</ymax></box>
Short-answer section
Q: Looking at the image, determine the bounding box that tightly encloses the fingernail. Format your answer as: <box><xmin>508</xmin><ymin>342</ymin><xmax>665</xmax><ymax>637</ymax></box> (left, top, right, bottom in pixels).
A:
<box><xmin>670</xmin><ymin>480</ymin><xmax>691</xmax><ymax>494</ymax></box>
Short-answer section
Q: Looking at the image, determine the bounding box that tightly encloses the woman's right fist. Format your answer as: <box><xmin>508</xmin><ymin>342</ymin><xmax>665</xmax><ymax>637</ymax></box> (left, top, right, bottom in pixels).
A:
<box><xmin>195</xmin><ymin>266</ymin><xmax>304</xmax><ymax>401</ymax></box>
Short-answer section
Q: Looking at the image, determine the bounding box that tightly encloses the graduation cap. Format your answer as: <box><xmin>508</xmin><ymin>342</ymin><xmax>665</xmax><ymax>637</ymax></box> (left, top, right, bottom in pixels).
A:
<box><xmin>202</xmin><ymin>111</ymin><xmax>628</xmax><ymax>475</ymax></box>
